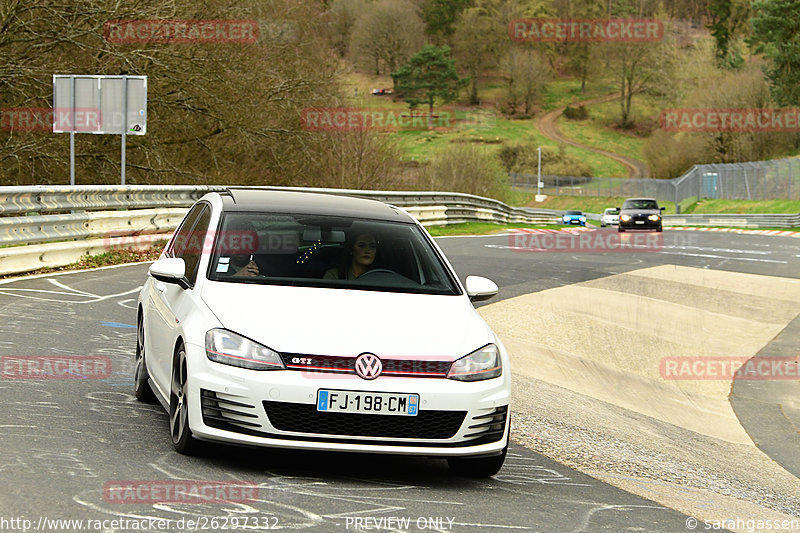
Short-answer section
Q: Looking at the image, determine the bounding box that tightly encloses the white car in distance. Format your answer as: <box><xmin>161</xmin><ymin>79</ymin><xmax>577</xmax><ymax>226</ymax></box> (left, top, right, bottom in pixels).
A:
<box><xmin>135</xmin><ymin>189</ymin><xmax>511</xmax><ymax>476</ymax></box>
<box><xmin>601</xmin><ymin>207</ymin><xmax>620</xmax><ymax>227</ymax></box>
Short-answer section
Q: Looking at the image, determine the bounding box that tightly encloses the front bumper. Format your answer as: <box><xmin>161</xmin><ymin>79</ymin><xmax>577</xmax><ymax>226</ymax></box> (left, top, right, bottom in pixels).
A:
<box><xmin>619</xmin><ymin>217</ymin><xmax>661</xmax><ymax>230</ymax></box>
<box><xmin>183</xmin><ymin>343</ymin><xmax>511</xmax><ymax>457</ymax></box>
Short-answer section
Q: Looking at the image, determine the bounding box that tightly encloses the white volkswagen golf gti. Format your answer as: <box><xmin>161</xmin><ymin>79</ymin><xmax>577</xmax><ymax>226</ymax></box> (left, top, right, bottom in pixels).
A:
<box><xmin>136</xmin><ymin>189</ymin><xmax>511</xmax><ymax>476</ymax></box>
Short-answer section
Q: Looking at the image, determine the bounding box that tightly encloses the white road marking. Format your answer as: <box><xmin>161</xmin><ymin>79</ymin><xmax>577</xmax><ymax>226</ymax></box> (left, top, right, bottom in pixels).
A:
<box><xmin>48</xmin><ymin>278</ymin><xmax>98</xmax><ymax>296</ymax></box>
<box><xmin>657</xmin><ymin>251</ymin><xmax>787</xmax><ymax>264</ymax></box>
<box><xmin>0</xmin><ymin>286</ymin><xmax>141</xmax><ymax>304</ymax></box>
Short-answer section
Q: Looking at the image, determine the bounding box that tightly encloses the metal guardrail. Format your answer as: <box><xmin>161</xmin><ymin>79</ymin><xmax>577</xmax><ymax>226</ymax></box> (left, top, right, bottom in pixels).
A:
<box><xmin>0</xmin><ymin>208</ymin><xmax>188</xmax><ymax>245</ymax></box>
<box><xmin>0</xmin><ymin>186</ymin><xmax>562</xmax><ymax>247</ymax></box>
<box><xmin>0</xmin><ymin>185</ymin><xmax>224</xmax><ymax>215</ymax></box>
<box><xmin>1</xmin><ymin>184</ymin><xmax>797</xmax><ymax>277</ymax></box>
<box><xmin>664</xmin><ymin>213</ymin><xmax>800</xmax><ymax>229</ymax></box>
<box><xmin>0</xmin><ymin>185</ymin><xmax>561</xmax><ymax>276</ymax></box>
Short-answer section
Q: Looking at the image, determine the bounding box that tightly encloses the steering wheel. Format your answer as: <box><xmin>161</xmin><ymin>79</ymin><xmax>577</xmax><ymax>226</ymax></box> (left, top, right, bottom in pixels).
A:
<box><xmin>358</xmin><ymin>268</ymin><xmax>397</xmax><ymax>277</ymax></box>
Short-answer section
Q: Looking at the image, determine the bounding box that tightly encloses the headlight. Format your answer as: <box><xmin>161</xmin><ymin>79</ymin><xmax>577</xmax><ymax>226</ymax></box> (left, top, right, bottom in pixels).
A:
<box><xmin>620</xmin><ymin>214</ymin><xmax>632</xmax><ymax>222</ymax></box>
<box><xmin>205</xmin><ymin>329</ymin><xmax>285</xmax><ymax>370</ymax></box>
<box><xmin>648</xmin><ymin>214</ymin><xmax>661</xmax><ymax>221</ymax></box>
<box><xmin>562</xmin><ymin>216</ymin><xmax>569</xmax><ymax>222</ymax></box>
<box><xmin>579</xmin><ymin>216</ymin><xmax>586</xmax><ymax>221</ymax></box>
<box><xmin>447</xmin><ymin>344</ymin><xmax>502</xmax><ymax>381</ymax></box>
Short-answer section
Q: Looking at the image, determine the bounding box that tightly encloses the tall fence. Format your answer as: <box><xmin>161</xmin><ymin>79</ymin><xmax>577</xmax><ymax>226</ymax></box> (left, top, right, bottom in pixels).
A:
<box><xmin>510</xmin><ymin>158</ymin><xmax>800</xmax><ymax>211</ymax></box>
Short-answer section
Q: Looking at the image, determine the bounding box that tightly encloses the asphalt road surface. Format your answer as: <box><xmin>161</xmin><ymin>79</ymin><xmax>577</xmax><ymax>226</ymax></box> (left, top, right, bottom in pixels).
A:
<box><xmin>4</xmin><ymin>229</ymin><xmax>796</xmax><ymax>532</ymax></box>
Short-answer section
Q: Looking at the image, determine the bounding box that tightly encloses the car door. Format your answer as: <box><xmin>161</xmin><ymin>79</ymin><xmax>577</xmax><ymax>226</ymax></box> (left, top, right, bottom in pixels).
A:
<box><xmin>146</xmin><ymin>203</ymin><xmax>211</xmax><ymax>395</ymax></box>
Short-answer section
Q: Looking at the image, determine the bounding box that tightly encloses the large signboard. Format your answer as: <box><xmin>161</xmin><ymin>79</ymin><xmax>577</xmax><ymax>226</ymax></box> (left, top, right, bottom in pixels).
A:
<box><xmin>53</xmin><ymin>75</ymin><xmax>147</xmax><ymax>135</ymax></box>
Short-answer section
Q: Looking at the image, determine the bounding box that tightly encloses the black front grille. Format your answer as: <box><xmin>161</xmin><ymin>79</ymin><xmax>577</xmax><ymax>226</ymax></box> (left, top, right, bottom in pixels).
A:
<box><xmin>263</xmin><ymin>401</ymin><xmax>466</xmax><ymax>439</ymax></box>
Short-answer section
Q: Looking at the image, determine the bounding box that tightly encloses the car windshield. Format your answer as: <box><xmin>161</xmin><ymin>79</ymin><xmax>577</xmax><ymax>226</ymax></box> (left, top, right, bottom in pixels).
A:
<box><xmin>206</xmin><ymin>212</ymin><xmax>460</xmax><ymax>295</ymax></box>
<box><xmin>604</xmin><ymin>208</ymin><xmax>619</xmax><ymax>214</ymax></box>
<box><xmin>565</xmin><ymin>210</ymin><xmax>582</xmax><ymax>215</ymax></box>
<box><xmin>622</xmin><ymin>199</ymin><xmax>659</xmax><ymax>210</ymax></box>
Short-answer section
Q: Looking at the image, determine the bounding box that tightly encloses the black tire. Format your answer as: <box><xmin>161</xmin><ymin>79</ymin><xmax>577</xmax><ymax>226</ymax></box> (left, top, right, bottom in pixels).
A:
<box><xmin>447</xmin><ymin>445</ymin><xmax>507</xmax><ymax>477</ymax></box>
<box><xmin>618</xmin><ymin>227</ymin><xmax>626</xmax><ymax>232</ymax></box>
<box><xmin>656</xmin><ymin>225</ymin><xmax>663</xmax><ymax>232</ymax></box>
<box><xmin>134</xmin><ymin>314</ymin><xmax>156</xmax><ymax>403</ymax></box>
<box><xmin>169</xmin><ymin>345</ymin><xmax>199</xmax><ymax>454</ymax></box>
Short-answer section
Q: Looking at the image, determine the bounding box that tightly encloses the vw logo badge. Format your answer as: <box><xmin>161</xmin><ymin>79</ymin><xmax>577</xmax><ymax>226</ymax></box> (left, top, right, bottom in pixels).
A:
<box><xmin>354</xmin><ymin>353</ymin><xmax>382</xmax><ymax>380</ymax></box>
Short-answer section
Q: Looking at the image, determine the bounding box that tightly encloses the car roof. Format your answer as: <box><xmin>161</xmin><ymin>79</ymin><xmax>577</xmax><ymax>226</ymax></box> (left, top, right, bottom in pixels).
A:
<box><xmin>219</xmin><ymin>188</ymin><xmax>415</xmax><ymax>223</ymax></box>
<box><xmin>624</xmin><ymin>197</ymin><xmax>657</xmax><ymax>201</ymax></box>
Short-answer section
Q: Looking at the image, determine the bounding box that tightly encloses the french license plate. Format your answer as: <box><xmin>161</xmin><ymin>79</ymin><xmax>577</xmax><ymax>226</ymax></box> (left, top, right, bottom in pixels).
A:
<box><xmin>635</xmin><ymin>220</ymin><xmax>645</xmax><ymax>224</ymax></box>
<box><xmin>316</xmin><ymin>390</ymin><xmax>419</xmax><ymax>416</ymax></box>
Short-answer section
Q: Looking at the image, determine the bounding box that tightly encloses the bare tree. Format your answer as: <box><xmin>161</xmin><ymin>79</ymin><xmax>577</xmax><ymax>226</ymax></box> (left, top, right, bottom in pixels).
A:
<box><xmin>421</xmin><ymin>143</ymin><xmax>510</xmax><ymax>199</ymax></box>
<box><xmin>451</xmin><ymin>3</ymin><xmax>502</xmax><ymax>105</ymax></box>
<box><xmin>501</xmin><ymin>46</ymin><xmax>551</xmax><ymax>115</ymax></box>
<box><xmin>350</xmin><ymin>0</ymin><xmax>426</xmax><ymax>75</ymax></box>
<box><xmin>0</xmin><ymin>0</ymin><xmax>357</xmax><ymax>186</ymax></box>
<box><xmin>604</xmin><ymin>25</ymin><xmax>677</xmax><ymax>127</ymax></box>
<box><xmin>307</xmin><ymin>128</ymin><xmax>402</xmax><ymax>189</ymax></box>
<box><xmin>688</xmin><ymin>68</ymin><xmax>786</xmax><ymax>163</ymax></box>
<box><xmin>326</xmin><ymin>0</ymin><xmax>367</xmax><ymax>58</ymax></box>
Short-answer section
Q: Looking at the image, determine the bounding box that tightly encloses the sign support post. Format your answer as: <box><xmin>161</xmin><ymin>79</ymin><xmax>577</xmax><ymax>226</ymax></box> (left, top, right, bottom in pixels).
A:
<box><xmin>70</xmin><ymin>76</ymin><xmax>76</xmax><ymax>186</ymax></box>
<box><xmin>53</xmin><ymin>74</ymin><xmax>146</xmax><ymax>186</ymax></box>
<box><xmin>121</xmin><ymin>75</ymin><xmax>128</xmax><ymax>185</ymax></box>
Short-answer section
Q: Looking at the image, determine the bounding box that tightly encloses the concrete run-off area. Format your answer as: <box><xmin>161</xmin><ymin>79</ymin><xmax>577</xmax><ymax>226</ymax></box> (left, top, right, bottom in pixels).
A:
<box><xmin>480</xmin><ymin>265</ymin><xmax>800</xmax><ymax>531</ymax></box>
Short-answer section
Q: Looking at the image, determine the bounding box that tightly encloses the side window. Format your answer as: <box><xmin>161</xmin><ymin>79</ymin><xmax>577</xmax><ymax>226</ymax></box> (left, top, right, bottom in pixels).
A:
<box><xmin>168</xmin><ymin>204</ymin><xmax>205</xmax><ymax>258</ymax></box>
<box><xmin>177</xmin><ymin>206</ymin><xmax>211</xmax><ymax>286</ymax></box>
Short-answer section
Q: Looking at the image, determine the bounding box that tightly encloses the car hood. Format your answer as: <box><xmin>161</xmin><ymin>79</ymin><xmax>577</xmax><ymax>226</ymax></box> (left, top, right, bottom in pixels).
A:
<box><xmin>200</xmin><ymin>282</ymin><xmax>494</xmax><ymax>360</ymax></box>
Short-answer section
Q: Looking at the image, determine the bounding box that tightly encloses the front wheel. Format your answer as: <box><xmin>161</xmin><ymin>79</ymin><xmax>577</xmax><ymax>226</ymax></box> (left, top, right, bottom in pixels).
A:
<box><xmin>618</xmin><ymin>227</ymin><xmax>626</xmax><ymax>233</ymax></box>
<box><xmin>170</xmin><ymin>345</ymin><xmax>199</xmax><ymax>454</ymax></box>
<box><xmin>447</xmin><ymin>446</ymin><xmax>507</xmax><ymax>477</ymax></box>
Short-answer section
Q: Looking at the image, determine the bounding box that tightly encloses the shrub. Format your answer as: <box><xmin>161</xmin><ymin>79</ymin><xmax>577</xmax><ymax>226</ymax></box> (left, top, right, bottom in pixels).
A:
<box><xmin>420</xmin><ymin>144</ymin><xmax>512</xmax><ymax>201</ymax></box>
<box><xmin>563</xmin><ymin>105</ymin><xmax>588</xmax><ymax>120</ymax></box>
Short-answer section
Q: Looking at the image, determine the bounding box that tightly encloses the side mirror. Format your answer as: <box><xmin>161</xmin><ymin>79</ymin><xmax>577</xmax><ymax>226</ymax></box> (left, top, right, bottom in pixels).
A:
<box><xmin>465</xmin><ymin>275</ymin><xmax>498</xmax><ymax>302</ymax></box>
<box><xmin>149</xmin><ymin>258</ymin><xmax>189</xmax><ymax>289</ymax></box>
<box><xmin>660</xmin><ymin>207</ymin><xmax>665</xmax><ymax>211</ymax></box>
<box><xmin>615</xmin><ymin>207</ymin><xmax>620</xmax><ymax>211</ymax></box>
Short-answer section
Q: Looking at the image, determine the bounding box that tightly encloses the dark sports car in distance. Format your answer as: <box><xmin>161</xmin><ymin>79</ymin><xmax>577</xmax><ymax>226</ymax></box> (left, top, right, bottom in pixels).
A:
<box><xmin>618</xmin><ymin>198</ymin><xmax>664</xmax><ymax>232</ymax></box>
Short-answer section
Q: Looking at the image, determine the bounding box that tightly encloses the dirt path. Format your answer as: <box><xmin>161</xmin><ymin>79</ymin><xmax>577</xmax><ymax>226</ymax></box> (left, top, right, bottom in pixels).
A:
<box><xmin>535</xmin><ymin>93</ymin><xmax>651</xmax><ymax>178</ymax></box>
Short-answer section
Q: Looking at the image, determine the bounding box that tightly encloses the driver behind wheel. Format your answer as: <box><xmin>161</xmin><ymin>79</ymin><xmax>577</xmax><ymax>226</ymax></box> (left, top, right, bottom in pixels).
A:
<box><xmin>323</xmin><ymin>232</ymin><xmax>378</xmax><ymax>280</ymax></box>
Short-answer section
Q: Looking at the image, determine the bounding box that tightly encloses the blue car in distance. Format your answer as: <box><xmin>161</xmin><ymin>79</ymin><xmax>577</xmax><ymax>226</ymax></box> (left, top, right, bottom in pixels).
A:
<box><xmin>561</xmin><ymin>210</ymin><xmax>586</xmax><ymax>226</ymax></box>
